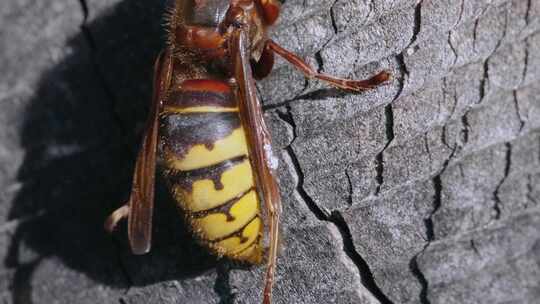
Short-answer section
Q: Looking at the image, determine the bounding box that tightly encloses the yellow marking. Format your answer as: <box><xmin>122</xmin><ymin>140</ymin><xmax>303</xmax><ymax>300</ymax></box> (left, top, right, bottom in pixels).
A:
<box><xmin>175</xmin><ymin>159</ymin><xmax>254</xmax><ymax>212</ymax></box>
<box><xmin>193</xmin><ymin>190</ymin><xmax>259</xmax><ymax>240</ymax></box>
<box><xmin>164</xmin><ymin>106</ymin><xmax>239</xmax><ymax>113</ymax></box>
<box><xmin>166</xmin><ymin>128</ymin><xmax>249</xmax><ymax>171</ymax></box>
<box><xmin>215</xmin><ymin>217</ymin><xmax>262</xmax><ymax>254</ymax></box>
<box><xmin>233</xmin><ymin>243</ymin><xmax>264</xmax><ymax>264</ymax></box>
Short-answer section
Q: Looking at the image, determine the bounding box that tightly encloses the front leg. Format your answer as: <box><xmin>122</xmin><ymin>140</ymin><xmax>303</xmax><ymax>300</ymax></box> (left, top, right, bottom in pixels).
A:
<box><xmin>262</xmin><ymin>40</ymin><xmax>390</xmax><ymax>91</ymax></box>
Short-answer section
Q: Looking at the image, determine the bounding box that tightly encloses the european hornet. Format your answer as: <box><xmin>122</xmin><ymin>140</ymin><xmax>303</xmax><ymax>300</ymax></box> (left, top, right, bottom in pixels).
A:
<box><xmin>105</xmin><ymin>0</ymin><xmax>389</xmax><ymax>303</ymax></box>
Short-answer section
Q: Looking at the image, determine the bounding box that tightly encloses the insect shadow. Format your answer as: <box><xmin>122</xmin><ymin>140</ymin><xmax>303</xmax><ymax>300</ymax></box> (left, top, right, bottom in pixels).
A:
<box><xmin>4</xmin><ymin>1</ymin><xmax>237</xmax><ymax>303</ymax></box>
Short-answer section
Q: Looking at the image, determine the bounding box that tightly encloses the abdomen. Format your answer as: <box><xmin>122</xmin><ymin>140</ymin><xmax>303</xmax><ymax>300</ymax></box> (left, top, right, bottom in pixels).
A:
<box><xmin>159</xmin><ymin>79</ymin><xmax>263</xmax><ymax>264</ymax></box>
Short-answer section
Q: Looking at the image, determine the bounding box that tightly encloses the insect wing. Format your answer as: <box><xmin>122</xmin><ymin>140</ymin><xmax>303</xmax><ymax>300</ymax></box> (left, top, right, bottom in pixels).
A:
<box><xmin>231</xmin><ymin>29</ymin><xmax>282</xmax><ymax>304</ymax></box>
<box><xmin>127</xmin><ymin>51</ymin><xmax>172</xmax><ymax>255</ymax></box>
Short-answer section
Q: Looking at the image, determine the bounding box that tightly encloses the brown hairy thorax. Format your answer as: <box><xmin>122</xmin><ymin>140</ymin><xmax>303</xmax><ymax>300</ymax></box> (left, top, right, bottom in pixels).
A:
<box><xmin>169</xmin><ymin>0</ymin><xmax>272</xmax><ymax>64</ymax></box>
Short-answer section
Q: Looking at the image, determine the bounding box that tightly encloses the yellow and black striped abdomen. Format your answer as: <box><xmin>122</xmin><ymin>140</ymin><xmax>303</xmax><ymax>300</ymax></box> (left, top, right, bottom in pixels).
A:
<box><xmin>160</xmin><ymin>79</ymin><xmax>263</xmax><ymax>264</ymax></box>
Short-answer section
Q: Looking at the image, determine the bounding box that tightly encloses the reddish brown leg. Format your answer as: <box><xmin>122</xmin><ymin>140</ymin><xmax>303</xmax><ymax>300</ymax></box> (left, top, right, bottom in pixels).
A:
<box><xmin>262</xmin><ymin>175</ymin><xmax>281</xmax><ymax>304</ymax></box>
<box><xmin>266</xmin><ymin>40</ymin><xmax>390</xmax><ymax>91</ymax></box>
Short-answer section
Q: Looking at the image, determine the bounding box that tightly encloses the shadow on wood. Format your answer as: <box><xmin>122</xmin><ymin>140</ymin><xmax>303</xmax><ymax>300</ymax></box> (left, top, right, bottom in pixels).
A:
<box><xmin>3</xmin><ymin>1</ymin><xmax>237</xmax><ymax>303</ymax></box>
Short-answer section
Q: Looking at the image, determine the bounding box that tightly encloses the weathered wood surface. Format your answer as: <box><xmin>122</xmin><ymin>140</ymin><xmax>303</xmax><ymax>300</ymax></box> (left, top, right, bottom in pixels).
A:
<box><xmin>1</xmin><ymin>0</ymin><xmax>539</xmax><ymax>303</ymax></box>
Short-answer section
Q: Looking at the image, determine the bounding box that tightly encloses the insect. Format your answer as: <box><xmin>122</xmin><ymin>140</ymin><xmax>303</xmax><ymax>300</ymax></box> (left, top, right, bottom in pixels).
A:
<box><xmin>104</xmin><ymin>0</ymin><xmax>389</xmax><ymax>303</ymax></box>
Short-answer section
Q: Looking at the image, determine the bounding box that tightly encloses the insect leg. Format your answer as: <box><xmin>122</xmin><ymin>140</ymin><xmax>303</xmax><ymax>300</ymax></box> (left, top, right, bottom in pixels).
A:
<box><xmin>104</xmin><ymin>204</ymin><xmax>129</xmax><ymax>233</ymax></box>
<box><xmin>262</xmin><ymin>173</ymin><xmax>281</xmax><ymax>304</ymax></box>
<box><xmin>265</xmin><ymin>40</ymin><xmax>390</xmax><ymax>91</ymax></box>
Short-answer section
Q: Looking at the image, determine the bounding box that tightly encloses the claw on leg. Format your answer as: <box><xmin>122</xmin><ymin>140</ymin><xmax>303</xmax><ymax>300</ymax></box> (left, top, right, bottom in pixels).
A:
<box><xmin>104</xmin><ymin>204</ymin><xmax>130</xmax><ymax>233</ymax></box>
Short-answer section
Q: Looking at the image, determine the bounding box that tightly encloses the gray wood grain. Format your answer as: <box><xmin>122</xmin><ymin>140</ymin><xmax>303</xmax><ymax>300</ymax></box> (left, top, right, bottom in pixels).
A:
<box><xmin>1</xmin><ymin>0</ymin><xmax>539</xmax><ymax>303</ymax></box>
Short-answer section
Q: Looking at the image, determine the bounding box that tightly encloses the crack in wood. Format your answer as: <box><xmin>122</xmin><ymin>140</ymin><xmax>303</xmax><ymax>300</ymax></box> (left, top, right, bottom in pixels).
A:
<box><xmin>412</xmin><ymin>140</ymin><xmax>459</xmax><ymax>304</ymax></box>
<box><xmin>374</xmin><ymin>104</ymin><xmax>395</xmax><ymax>196</ymax></box>
<box><xmin>329</xmin><ymin>0</ymin><xmax>339</xmax><ymax>34</ymax></box>
<box><xmin>277</xmin><ymin>105</ymin><xmax>395</xmax><ymax>304</ymax></box>
<box><xmin>410</xmin><ymin>253</ymin><xmax>430</xmax><ymax>304</ymax></box>
<box><xmin>410</xmin><ymin>1</ymin><xmax>423</xmax><ymax>47</ymax></box>
<box><xmin>512</xmin><ymin>90</ymin><xmax>525</xmax><ymax>132</ymax></box>
<box><xmin>492</xmin><ymin>142</ymin><xmax>512</xmax><ymax>220</ymax></box>
<box><xmin>345</xmin><ymin>169</ymin><xmax>353</xmax><ymax>207</ymax></box>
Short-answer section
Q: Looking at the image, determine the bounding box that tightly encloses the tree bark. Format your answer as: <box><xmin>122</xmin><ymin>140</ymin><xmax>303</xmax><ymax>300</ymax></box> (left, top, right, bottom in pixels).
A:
<box><xmin>0</xmin><ymin>0</ymin><xmax>539</xmax><ymax>303</ymax></box>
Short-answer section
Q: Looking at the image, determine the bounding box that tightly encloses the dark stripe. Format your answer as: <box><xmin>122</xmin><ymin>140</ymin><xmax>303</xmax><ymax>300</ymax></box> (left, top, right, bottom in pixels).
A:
<box><xmin>233</xmin><ymin>237</ymin><xmax>261</xmax><ymax>256</ymax></box>
<box><xmin>189</xmin><ymin>187</ymin><xmax>255</xmax><ymax>220</ymax></box>
<box><xmin>166</xmin><ymin>90</ymin><xmax>236</xmax><ymax>109</ymax></box>
<box><xmin>165</xmin><ymin>155</ymin><xmax>247</xmax><ymax>191</ymax></box>
<box><xmin>207</xmin><ymin>215</ymin><xmax>259</xmax><ymax>243</ymax></box>
<box><xmin>159</xmin><ymin>111</ymin><xmax>241</xmax><ymax>159</ymax></box>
